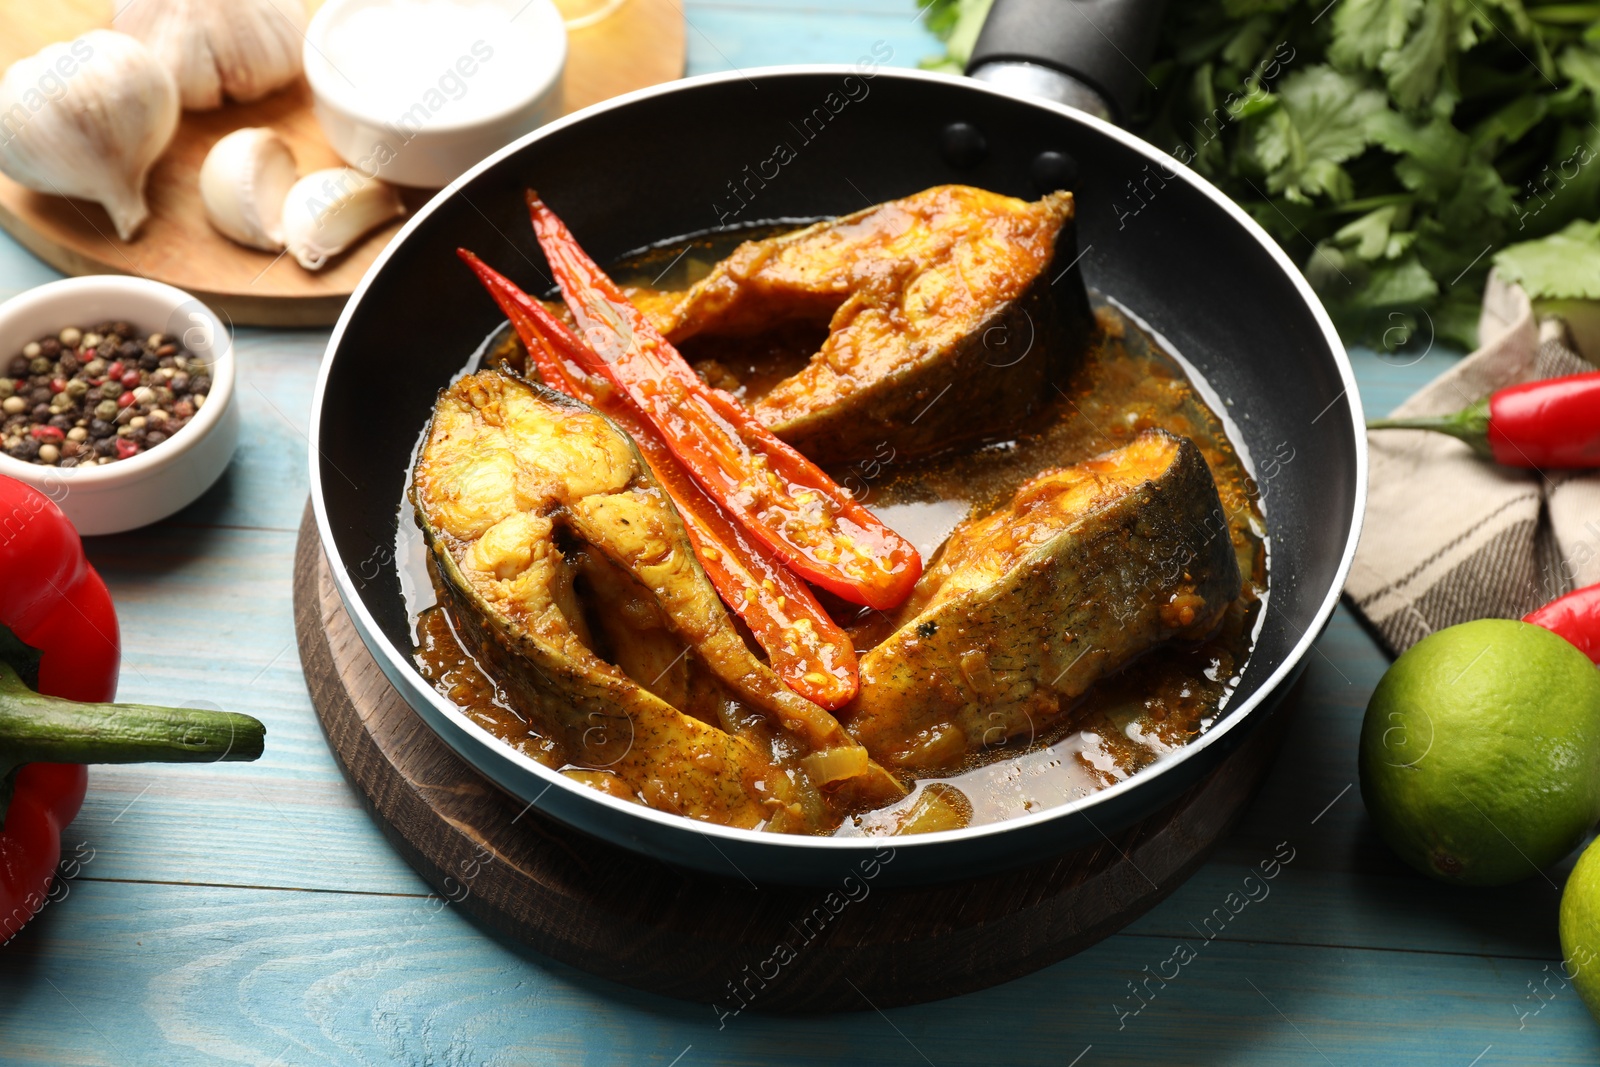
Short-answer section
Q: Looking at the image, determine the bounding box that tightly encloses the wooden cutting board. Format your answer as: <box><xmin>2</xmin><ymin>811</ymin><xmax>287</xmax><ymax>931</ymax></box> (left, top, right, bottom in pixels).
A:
<box><xmin>0</xmin><ymin>0</ymin><xmax>684</xmax><ymax>326</ymax></box>
<box><xmin>291</xmin><ymin>504</ymin><xmax>1294</xmax><ymax>1011</ymax></box>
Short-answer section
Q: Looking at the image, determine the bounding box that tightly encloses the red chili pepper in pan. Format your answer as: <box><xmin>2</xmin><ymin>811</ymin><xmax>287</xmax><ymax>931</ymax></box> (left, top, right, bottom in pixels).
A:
<box><xmin>1368</xmin><ymin>370</ymin><xmax>1600</xmax><ymax>469</ymax></box>
<box><xmin>525</xmin><ymin>191</ymin><xmax>923</xmax><ymax>610</ymax></box>
<box><xmin>457</xmin><ymin>249</ymin><xmax>861</xmax><ymax>710</ymax></box>
<box><xmin>1526</xmin><ymin>582</ymin><xmax>1600</xmax><ymax>664</ymax></box>
<box><xmin>0</xmin><ymin>476</ymin><xmax>265</xmax><ymax>944</ymax></box>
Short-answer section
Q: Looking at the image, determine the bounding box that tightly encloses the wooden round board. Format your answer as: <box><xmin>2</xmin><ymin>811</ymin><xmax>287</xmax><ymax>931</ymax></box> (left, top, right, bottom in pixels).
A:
<box><xmin>292</xmin><ymin>505</ymin><xmax>1290</xmax><ymax>1012</ymax></box>
<box><xmin>0</xmin><ymin>0</ymin><xmax>685</xmax><ymax>326</ymax></box>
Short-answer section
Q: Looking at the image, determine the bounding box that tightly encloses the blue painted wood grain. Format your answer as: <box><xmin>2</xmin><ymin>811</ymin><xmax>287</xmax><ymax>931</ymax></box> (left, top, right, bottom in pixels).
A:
<box><xmin>2</xmin><ymin>3</ymin><xmax>1598</xmax><ymax>1064</ymax></box>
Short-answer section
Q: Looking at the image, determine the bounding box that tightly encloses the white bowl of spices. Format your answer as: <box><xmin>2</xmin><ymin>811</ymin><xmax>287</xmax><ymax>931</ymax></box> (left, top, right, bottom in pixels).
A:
<box><xmin>0</xmin><ymin>276</ymin><xmax>238</xmax><ymax>536</ymax></box>
<box><xmin>303</xmin><ymin>0</ymin><xmax>568</xmax><ymax>189</ymax></box>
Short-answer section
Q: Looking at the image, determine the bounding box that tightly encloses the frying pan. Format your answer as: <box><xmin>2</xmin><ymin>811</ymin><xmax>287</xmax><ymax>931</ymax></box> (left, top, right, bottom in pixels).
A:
<box><xmin>308</xmin><ymin>9</ymin><xmax>1367</xmax><ymax>887</ymax></box>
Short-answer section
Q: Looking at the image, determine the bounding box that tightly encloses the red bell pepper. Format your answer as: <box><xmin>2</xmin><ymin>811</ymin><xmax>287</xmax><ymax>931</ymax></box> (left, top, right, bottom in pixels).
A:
<box><xmin>457</xmin><ymin>250</ymin><xmax>861</xmax><ymax>710</ymax></box>
<box><xmin>1368</xmin><ymin>370</ymin><xmax>1600</xmax><ymax>469</ymax></box>
<box><xmin>0</xmin><ymin>476</ymin><xmax>265</xmax><ymax>945</ymax></box>
<box><xmin>1526</xmin><ymin>582</ymin><xmax>1600</xmax><ymax>664</ymax></box>
<box><xmin>525</xmin><ymin>191</ymin><xmax>923</xmax><ymax>611</ymax></box>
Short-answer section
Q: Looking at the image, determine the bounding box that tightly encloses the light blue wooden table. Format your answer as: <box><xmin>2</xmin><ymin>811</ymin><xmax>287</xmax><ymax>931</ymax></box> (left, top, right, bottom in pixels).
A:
<box><xmin>3</xmin><ymin>4</ymin><xmax>1599</xmax><ymax>1064</ymax></box>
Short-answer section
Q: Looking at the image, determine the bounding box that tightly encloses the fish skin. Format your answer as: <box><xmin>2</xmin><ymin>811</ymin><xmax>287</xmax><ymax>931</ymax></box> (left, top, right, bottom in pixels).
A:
<box><xmin>845</xmin><ymin>430</ymin><xmax>1243</xmax><ymax>774</ymax></box>
<box><xmin>660</xmin><ymin>185</ymin><xmax>1094</xmax><ymax>465</ymax></box>
<box><xmin>431</xmin><ymin>544</ymin><xmax>792</xmax><ymax>828</ymax></box>
<box><xmin>412</xmin><ymin>370</ymin><xmax>902</xmax><ymax>827</ymax></box>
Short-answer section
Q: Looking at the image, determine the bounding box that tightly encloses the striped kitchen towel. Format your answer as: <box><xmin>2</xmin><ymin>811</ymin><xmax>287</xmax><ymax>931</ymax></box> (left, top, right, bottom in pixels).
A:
<box><xmin>1346</xmin><ymin>272</ymin><xmax>1600</xmax><ymax>656</ymax></box>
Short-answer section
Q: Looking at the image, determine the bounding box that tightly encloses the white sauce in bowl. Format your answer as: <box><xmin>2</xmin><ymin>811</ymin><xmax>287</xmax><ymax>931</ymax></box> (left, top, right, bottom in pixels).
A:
<box><xmin>319</xmin><ymin>0</ymin><xmax>563</xmax><ymax>130</ymax></box>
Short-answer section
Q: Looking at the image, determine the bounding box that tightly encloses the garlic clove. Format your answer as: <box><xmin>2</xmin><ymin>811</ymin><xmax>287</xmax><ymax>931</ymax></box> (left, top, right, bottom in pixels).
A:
<box><xmin>0</xmin><ymin>30</ymin><xmax>180</xmax><ymax>241</ymax></box>
<box><xmin>200</xmin><ymin>128</ymin><xmax>297</xmax><ymax>251</ymax></box>
<box><xmin>280</xmin><ymin>168</ymin><xmax>405</xmax><ymax>271</ymax></box>
<box><xmin>115</xmin><ymin>0</ymin><xmax>307</xmax><ymax>112</ymax></box>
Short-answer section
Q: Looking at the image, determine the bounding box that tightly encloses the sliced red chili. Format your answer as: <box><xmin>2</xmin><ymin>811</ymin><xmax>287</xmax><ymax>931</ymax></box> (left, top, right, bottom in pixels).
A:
<box><xmin>458</xmin><ymin>250</ymin><xmax>860</xmax><ymax>708</ymax></box>
<box><xmin>523</xmin><ymin>192</ymin><xmax>923</xmax><ymax>610</ymax></box>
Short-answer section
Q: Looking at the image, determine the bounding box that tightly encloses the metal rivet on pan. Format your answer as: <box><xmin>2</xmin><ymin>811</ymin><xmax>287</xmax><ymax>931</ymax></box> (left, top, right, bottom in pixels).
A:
<box><xmin>1032</xmin><ymin>150</ymin><xmax>1079</xmax><ymax>192</ymax></box>
<box><xmin>940</xmin><ymin>122</ymin><xmax>988</xmax><ymax>169</ymax></box>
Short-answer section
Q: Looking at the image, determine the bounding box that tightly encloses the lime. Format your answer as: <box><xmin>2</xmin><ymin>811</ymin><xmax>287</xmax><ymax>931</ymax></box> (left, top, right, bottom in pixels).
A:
<box><xmin>1561</xmin><ymin>835</ymin><xmax>1600</xmax><ymax>1023</ymax></box>
<box><xmin>1359</xmin><ymin>618</ymin><xmax>1600</xmax><ymax>886</ymax></box>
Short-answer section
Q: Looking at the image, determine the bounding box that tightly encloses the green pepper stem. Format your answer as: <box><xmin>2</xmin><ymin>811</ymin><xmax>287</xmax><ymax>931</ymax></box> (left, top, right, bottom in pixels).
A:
<box><xmin>0</xmin><ymin>662</ymin><xmax>265</xmax><ymax>783</ymax></box>
<box><xmin>1367</xmin><ymin>399</ymin><xmax>1493</xmax><ymax>459</ymax></box>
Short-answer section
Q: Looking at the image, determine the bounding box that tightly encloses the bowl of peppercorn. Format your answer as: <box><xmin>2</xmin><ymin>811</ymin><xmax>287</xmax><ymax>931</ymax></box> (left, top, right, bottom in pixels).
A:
<box><xmin>0</xmin><ymin>275</ymin><xmax>238</xmax><ymax>535</ymax></box>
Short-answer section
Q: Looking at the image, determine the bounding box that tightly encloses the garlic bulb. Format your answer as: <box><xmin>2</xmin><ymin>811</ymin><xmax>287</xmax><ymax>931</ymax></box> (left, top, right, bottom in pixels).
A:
<box><xmin>200</xmin><ymin>128</ymin><xmax>297</xmax><ymax>251</ymax></box>
<box><xmin>281</xmin><ymin>168</ymin><xmax>405</xmax><ymax>271</ymax></box>
<box><xmin>0</xmin><ymin>31</ymin><xmax>180</xmax><ymax>241</ymax></box>
<box><xmin>114</xmin><ymin>0</ymin><xmax>307</xmax><ymax>111</ymax></box>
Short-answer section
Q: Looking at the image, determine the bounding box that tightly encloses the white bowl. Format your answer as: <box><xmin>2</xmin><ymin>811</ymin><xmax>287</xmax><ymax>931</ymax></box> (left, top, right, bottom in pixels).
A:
<box><xmin>0</xmin><ymin>276</ymin><xmax>238</xmax><ymax>536</ymax></box>
<box><xmin>303</xmin><ymin>0</ymin><xmax>568</xmax><ymax>189</ymax></box>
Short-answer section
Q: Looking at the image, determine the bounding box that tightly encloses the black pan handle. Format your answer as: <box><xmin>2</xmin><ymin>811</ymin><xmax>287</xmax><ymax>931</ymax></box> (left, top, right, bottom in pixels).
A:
<box><xmin>966</xmin><ymin>0</ymin><xmax>1166</xmax><ymax>125</ymax></box>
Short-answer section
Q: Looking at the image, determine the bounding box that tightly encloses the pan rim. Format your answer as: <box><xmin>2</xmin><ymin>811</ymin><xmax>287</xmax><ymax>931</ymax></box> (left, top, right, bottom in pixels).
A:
<box><xmin>310</xmin><ymin>64</ymin><xmax>1369</xmax><ymax>860</ymax></box>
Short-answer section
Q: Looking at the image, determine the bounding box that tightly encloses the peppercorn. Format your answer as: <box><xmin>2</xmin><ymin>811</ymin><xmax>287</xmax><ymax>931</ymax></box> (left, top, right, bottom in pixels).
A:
<box><xmin>6</xmin><ymin>320</ymin><xmax>210</xmax><ymax>467</ymax></box>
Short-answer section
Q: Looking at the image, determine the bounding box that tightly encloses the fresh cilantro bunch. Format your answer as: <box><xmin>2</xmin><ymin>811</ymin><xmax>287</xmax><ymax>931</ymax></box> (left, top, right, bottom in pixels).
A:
<box><xmin>919</xmin><ymin>0</ymin><xmax>1600</xmax><ymax>351</ymax></box>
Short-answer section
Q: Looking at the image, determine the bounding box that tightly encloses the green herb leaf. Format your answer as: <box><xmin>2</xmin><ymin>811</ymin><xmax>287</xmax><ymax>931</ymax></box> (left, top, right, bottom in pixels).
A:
<box><xmin>1246</xmin><ymin>66</ymin><xmax>1388</xmax><ymax>203</ymax></box>
<box><xmin>918</xmin><ymin>0</ymin><xmax>1600</xmax><ymax>351</ymax></box>
<box><xmin>1333</xmin><ymin>203</ymin><xmax>1415</xmax><ymax>260</ymax></box>
<box><xmin>917</xmin><ymin>0</ymin><xmax>994</xmax><ymax>68</ymax></box>
<box><xmin>1560</xmin><ymin>43</ymin><xmax>1600</xmax><ymax>94</ymax></box>
<box><xmin>1494</xmin><ymin>219</ymin><xmax>1600</xmax><ymax>299</ymax></box>
<box><xmin>1381</xmin><ymin>0</ymin><xmax>1454</xmax><ymax>111</ymax></box>
<box><xmin>1329</xmin><ymin>0</ymin><xmax>1420</xmax><ymax>71</ymax></box>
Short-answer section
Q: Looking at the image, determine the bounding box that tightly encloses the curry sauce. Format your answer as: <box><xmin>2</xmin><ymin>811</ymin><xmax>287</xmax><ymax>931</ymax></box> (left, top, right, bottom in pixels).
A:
<box><xmin>405</xmin><ymin>221</ymin><xmax>1268</xmax><ymax>836</ymax></box>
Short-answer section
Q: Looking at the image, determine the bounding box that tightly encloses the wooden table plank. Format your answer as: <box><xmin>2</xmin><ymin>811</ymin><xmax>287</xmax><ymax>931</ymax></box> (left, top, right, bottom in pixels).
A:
<box><xmin>5</xmin><ymin>878</ymin><xmax>1599</xmax><ymax>1065</ymax></box>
